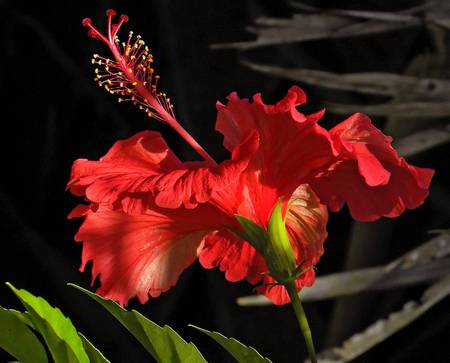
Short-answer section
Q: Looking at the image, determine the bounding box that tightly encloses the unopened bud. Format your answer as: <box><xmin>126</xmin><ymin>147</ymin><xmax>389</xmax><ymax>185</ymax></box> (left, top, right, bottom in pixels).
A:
<box><xmin>232</xmin><ymin>200</ymin><xmax>298</xmax><ymax>285</ymax></box>
<box><xmin>265</xmin><ymin>201</ymin><xmax>297</xmax><ymax>282</ymax></box>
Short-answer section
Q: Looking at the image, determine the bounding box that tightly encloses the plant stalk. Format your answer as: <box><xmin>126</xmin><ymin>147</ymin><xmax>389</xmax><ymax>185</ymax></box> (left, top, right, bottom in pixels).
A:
<box><xmin>286</xmin><ymin>282</ymin><xmax>317</xmax><ymax>363</ymax></box>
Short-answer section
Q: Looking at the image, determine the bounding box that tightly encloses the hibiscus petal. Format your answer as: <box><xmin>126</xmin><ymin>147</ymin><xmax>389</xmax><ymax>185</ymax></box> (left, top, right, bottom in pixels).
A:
<box><xmin>74</xmin><ymin>202</ymin><xmax>225</xmax><ymax>305</ymax></box>
<box><xmin>215</xmin><ymin>86</ymin><xmax>321</xmax><ymax>152</ymax></box>
<box><xmin>151</xmin><ymin>130</ymin><xmax>259</xmax><ymax>209</ymax></box>
<box><xmin>68</xmin><ymin>130</ymin><xmax>259</xmax><ymax>213</ymax></box>
<box><xmin>285</xmin><ymin>184</ymin><xmax>328</xmax><ymax>265</ymax></box>
<box><xmin>67</xmin><ymin>131</ymin><xmax>181</xmax><ymax>210</ymax></box>
<box><xmin>199</xmin><ymin>229</ymin><xmax>266</xmax><ymax>284</ymax></box>
<box><xmin>311</xmin><ymin>113</ymin><xmax>434</xmax><ymax>221</ymax></box>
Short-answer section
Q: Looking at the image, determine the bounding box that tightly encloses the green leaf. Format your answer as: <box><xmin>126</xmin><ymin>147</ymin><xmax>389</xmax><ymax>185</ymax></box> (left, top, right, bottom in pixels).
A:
<box><xmin>7</xmin><ymin>309</ymin><xmax>33</xmax><ymax>327</ymax></box>
<box><xmin>69</xmin><ymin>283</ymin><xmax>206</xmax><ymax>363</ymax></box>
<box><xmin>79</xmin><ymin>333</ymin><xmax>111</xmax><ymax>363</ymax></box>
<box><xmin>0</xmin><ymin>307</ymin><xmax>48</xmax><ymax>363</ymax></box>
<box><xmin>189</xmin><ymin>325</ymin><xmax>272</xmax><ymax>363</ymax></box>
<box><xmin>6</xmin><ymin>283</ymin><xmax>89</xmax><ymax>363</ymax></box>
<box><xmin>234</xmin><ymin>215</ymin><xmax>269</xmax><ymax>255</ymax></box>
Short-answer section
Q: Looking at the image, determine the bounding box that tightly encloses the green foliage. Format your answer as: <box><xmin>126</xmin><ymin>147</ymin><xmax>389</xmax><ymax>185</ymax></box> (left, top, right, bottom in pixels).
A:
<box><xmin>190</xmin><ymin>325</ymin><xmax>272</xmax><ymax>363</ymax></box>
<box><xmin>1</xmin><ymin>282</ymin><xmax>272</xmax><ymax>363</ymax></box>
<box><xmin>69</xmin><ymin>283</ymin><xmax>207</xmax><ymax>363</ymax></box>
<box><xmin>79</xmin><ymin>333</ymin><xmax>111</xmax><ymax>363</ymax></box>
<box><xmin>0</xmin><ymin>306</ymin><xmax>48</xmax><ymax>363</ymax></box>
<box><xmin>7</xmin><ymin>282</ymin><xmax>90</xmax><ymax>363</ymax></box>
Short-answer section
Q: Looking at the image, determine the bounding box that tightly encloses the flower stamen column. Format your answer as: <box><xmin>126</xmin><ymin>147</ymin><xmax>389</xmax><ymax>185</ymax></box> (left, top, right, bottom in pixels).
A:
<box><xmin>82</xmin><ymin>10</ymin><xmax>217</xmax><ymax>165</ymax></box>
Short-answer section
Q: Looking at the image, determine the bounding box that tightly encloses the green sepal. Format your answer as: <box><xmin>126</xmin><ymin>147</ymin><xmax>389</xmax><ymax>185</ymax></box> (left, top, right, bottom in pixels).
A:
<box><xmin>233</xmin><ymin>215</ymin><xmax>269</xmax><ymax>255</ymax></box>
<box><xmin>266</xmin><ymin>201</ymin><xmax>297</xmax><ymax>282</ymax></box>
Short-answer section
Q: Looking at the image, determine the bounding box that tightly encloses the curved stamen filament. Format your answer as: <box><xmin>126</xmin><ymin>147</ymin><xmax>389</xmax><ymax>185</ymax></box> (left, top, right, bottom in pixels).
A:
<box><xmin>83</xmin><ymin>10</ymin><xmax>217</xmax><ymax>165</ymax></box>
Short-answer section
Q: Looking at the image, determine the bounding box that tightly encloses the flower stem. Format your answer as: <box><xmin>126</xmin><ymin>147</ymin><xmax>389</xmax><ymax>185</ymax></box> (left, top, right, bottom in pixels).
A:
<box><xmin>285</xmin><ymin>283</ymin><xmax>317</xmax><ymax>363</ymax></box>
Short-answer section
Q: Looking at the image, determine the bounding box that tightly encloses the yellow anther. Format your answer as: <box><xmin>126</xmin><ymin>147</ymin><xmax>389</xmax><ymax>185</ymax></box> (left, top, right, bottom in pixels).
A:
<box><xmin>132</xmin><ymin>82</ymin><xmax>137</xmax><ymax>86</ymax></box>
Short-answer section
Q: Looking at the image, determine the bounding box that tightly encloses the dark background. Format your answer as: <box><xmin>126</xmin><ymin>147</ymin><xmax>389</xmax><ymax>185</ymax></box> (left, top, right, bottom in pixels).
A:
<box><xmin>1</xmin><ymin>1</ymin><xmax>449</xmax><ymax>362</ymax></box>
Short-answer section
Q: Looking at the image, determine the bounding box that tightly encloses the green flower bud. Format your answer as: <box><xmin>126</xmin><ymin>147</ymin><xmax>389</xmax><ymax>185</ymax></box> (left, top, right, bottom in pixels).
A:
<box><xmin>266</xmin><ymin>201</ymin><xmax>297</xmax><ymax>282</ymax></box>
<box><xmin>232</xmin><ymin>200</ymin><xmax>298</xmax><ymax>284</ymax></box>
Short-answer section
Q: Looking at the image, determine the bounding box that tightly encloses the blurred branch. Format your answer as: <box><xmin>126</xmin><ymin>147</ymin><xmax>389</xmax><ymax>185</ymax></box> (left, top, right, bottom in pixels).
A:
<box><xmin>324</xmin><ymin>100</ymin><xmax>450</xmax><ymax>118</ymax></box>
<box><xmin>393</xmin><ymin>125</ymin><xmax>450</xmax><ymax>157</ymax></box>
<box><xmin>241</xmin><ymin>61</ymin><xmax>450</xmax><ymax>99</ymax></box>
<box><xmin>289</xmin><ymin>1</ymin><xmax>433</xmax><ymax>19</ymax></box>
<box><xmin>310</xmin><ymin>273</ymin><xmax>450</xmax><ymax>363</ymax></box>
<box><xmin>212</xmin><ymin>13</ymin><xmax>416</xmax><ymax>50</ymax></box>
<box><xmin>211</xmin><ymin>0</ymin><xmax>450</xmax><ymax>50</ymax></box>
<box><xmin>237</xmin><ymin>233</ymin><xmax>450</xmax><ymax>306</ymax></box>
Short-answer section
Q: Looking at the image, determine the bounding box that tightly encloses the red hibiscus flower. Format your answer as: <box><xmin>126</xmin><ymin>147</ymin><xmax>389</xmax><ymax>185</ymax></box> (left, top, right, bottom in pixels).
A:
<box><xmin>69</xmin><ymin>10</ymin><xmax>433</xmax><ymax>306</ymax></box>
